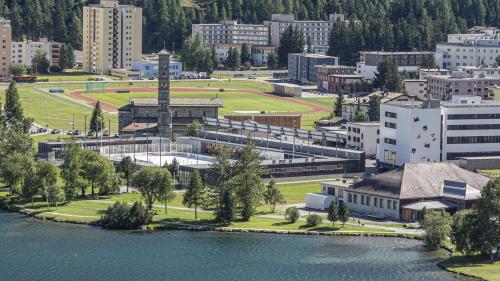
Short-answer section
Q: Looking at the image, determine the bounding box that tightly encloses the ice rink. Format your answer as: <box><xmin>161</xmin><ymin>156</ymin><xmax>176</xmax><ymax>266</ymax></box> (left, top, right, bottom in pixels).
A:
<box><xmin>110</xmin><ymin>153</ymin><xmax>213</xmax><ymax>167</ymax></box>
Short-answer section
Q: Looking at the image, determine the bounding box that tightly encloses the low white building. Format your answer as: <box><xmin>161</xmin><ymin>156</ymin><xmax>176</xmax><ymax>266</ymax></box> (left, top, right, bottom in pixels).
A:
<box><xmin>306</xmin><ymin>162</ymin><xmax>490</xmax><ymax>221</ymax></box>
<box><xmin>346</xmin><ymin>122</ymin><xmax>379</xmax><ymax>158</ymax></box>
<box><xmin>305</xmin><ymin>181</ymin><xmax>351</xmax><ymax>210</ymax></box>
<box><xmin>377</xmin><ymin>96</ymin><xmax>500</xmax><ymax>168</ymax></box>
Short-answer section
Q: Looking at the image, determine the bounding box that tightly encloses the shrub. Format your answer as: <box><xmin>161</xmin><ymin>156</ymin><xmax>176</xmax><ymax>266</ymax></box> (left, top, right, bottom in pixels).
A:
<box><xmin>285</xmin><ymin>207</ymin><xmax>300</xmax><ymax>223</ymax></box>
<box><xmin>100</xmin><ymin>201</ymin><xmax>151</xmax><ymax>229</ymax></box>
<box><xmin>129</xmin><ymin>201</ymin><xmax>151</xmax><ymax>227</ymax></box>
<box><xmin>101</xmin><ymin>201</ymin><xmax>132</xmax><ymax>229</ymax></box>
<box><xmin>306</xmin><ymin>214</ymin><xmax>323</xmax><ymax>226</ymax></box>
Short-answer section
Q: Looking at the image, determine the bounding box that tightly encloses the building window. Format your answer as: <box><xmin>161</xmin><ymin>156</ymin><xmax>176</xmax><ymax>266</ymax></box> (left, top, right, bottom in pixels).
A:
<box><xmin>374</xmin><ymin>197</ymin><xmax>378</xmax><ymax>207</ymax></box>
<box><xmin>353</xmin><ymin>194</ymin><xmax>357</xmax><ymax>204</ymax></box>
<box><xmin>384</xmin><ymin>138</ymin><xmax>397</xmax><ymax>145</ymax></box>
<box><xmin>361</xmin><ymin>195</ymin><xmax>365</xmax><ymax>205</ymax></box>
<box><xmin>385</xmin><ymin>111</ymin><xmax>397</xmax><ymax>118</ymax></box>
<box><xmin>366</xmin><ymin>196</ymin><xmax>370</xmax><ymax>206</ymax></box>
<box><xmin>384</xmin><ymin>122</ymin><xmax>396</xmax><ymax>129</ymax></box>
<box><xmin>348</xmin><ymin>193</ymin><xmax>352</xmax><ymax>203</ymax></box>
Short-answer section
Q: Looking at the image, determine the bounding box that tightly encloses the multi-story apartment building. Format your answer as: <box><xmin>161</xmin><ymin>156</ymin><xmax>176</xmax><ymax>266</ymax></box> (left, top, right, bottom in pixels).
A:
<box><xmin>447</xmin><ymin>33</ymin><xmax>499</xmax><ymax>44</ymax></box>
<box><xmin>427</xmin><ymin>71</ymin><xmax>499</xmax><ymax>100</ymax></box>
<box><xmin>459</xmin><ymin>66</ymin><xmax>500</xmax><ymax>79</ymax></box>
<box><xmin>436</xmin><ymin>39</ymin><xmax>500</xmax><ymax>70</ymax></box>
<box><xmin>468</xmin><ymin>26</ymin><xmax>500</xmax><ymax>35</ymax></box>
<box><xmin>83</xmin><ymin>0</ymin><xmax>142</xmax><ymax>74</ymax></box>
<box><xmin>377</xmin><ymin>96</ymin><xmax>500</xmax><ymax>168</ymax></box>
<box><xmin>357</xmin><ymin>51</ymin><xmax>442</xmax><ymax>79</ymax></box>
<box><xmin>441</xmin><ymin>96</ymin><xmax>500</xmax><ymax>161</ymax></box>
<box><xmin>0</xmin><ymin>17</ymin><xmax>11</xmax><ymax>78</ymax></box>
<box><xmin>11</xmin><ymin>38</ymin><xmax>62</xmax><ymax>68</ymax></box>
<box><xmin>288</xmin><ymin>53</ymin><xmax>338</xmax><ymax>84</ymax></box>
<box><xmin>346</xmin><ymin>122</ymin><xmax>379</xmax><ymax>157</ymax></box>
<box><xmin>265</xmin><ymin>14</ymin><xmax>346</xmax><ymax>54</ymax></box>
<box><xmin>315</xmin><ymin>65</ymin><xmax>356</xmax><ymax>90</ymax></box>
<box><xmin>192</xmin><ymin>21</ymin><xmax>269</xmax><ymax>46</ymax></box>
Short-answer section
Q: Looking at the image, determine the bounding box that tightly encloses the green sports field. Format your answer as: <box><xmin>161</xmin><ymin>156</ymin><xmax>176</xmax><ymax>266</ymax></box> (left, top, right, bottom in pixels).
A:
<box><xmin>2</xmin><ymin>79</ymin><xmax>333</xmax><ymax>131</ymax></box>
<box><xmin>85</xmin><ymin>90</ymin><xmax>315</xmax><ymax>116</ymax></box>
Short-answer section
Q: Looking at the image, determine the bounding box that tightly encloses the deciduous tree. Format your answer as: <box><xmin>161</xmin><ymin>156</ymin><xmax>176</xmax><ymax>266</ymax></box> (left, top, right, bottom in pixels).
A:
<box><xmin>422</xmin><ymin>210</ymin><xmax>452</xmax><ymax>249</ymax></box>
<box><xmin>263</xmin><ymin>178</ymin><xmax>286</xmax><ymax>212</ymax></box>
<box><xmin>132</xmin><ymin>167</ymin><xmax>173</xmax><ymax>211</ymax></box>
<box><xmin>117</xmin><ymin>156</ymin><xmax>135</xmax><ymax>193</ymax></box>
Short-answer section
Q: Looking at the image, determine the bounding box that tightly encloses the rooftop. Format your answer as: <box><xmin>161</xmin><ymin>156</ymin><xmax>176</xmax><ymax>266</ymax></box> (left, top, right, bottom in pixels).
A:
<box><xmin>347</xmin><ymin>162</ymin><xmax>489</xmax><ymax>200</ymax></box>
<box><xmin>361</xmin><ymin>51</ymin><xmax>434</xmax><ymax>55</ymax></box>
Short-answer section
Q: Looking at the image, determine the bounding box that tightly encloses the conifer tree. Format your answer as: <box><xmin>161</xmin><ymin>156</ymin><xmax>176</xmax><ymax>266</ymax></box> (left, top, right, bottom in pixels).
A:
<box><xmin>90</xmin><ymin>101</ymin><xmax>105</xmax><ymax>137</ymax></box>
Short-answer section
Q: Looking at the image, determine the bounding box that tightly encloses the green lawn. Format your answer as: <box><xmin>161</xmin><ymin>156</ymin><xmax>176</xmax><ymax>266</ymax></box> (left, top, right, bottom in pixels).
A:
<box><xmin>230</xmin><ymin>217</ymin><xmax>393</xmax><ymax>233</ymax></box>
<box><xmin>85</xmin><ymin>90</ymin><xmax>314</xmax><ymax>116</ymax></box>
<box><xmin>0</xmin><ymin>86</ymin><xmax>118</xmax><ymax>131</ymax></box>
<box><xmin>2</xmin><ymin>78</ymin><xmax>332</xmax><ymax>130</ymax></box>
<box><xmin>480</xmin><ymin>170</ymin><xmax>500</xmax><ymax>177</ymax></box>
<box><xmin>440</xmin><ymin>255</ymin><xmax>500</xmax><ymax>281</ymax></box>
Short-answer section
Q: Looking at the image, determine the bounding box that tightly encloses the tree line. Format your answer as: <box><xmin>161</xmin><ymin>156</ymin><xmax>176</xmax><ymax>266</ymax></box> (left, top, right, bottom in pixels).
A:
<box><xmin>421</xmin><ymin>179</ymin><xmax>499</xmax><ymax>262</ymax></box>
<box><xmin>0</xmin><ymin>0</ymin><xmax>497</xmax><ymax>56</ymax></box>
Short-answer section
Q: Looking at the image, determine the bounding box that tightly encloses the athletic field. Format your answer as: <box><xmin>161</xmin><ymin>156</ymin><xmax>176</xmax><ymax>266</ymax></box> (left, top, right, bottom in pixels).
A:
<box><xmin>3</xmin><ymin>80</ymin><xmax>334</xmax><ymax>132</ymax></box>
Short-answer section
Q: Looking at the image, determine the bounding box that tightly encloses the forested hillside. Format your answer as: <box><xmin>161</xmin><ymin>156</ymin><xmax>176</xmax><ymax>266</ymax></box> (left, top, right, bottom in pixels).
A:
<box><xmin>0</xmin><ymin>0</ymin><xmax>498</xmax><ymax>56</ymax></box>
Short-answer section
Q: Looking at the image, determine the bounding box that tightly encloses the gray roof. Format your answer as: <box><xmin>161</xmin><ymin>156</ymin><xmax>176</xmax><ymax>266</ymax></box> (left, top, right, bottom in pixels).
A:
<box><xmin>402</xmin><ymin>200</ymin><xmax>455</xmax><ymax>211</ymax></box>
<box><xmin>346</xmin><ymin>162</ymin><xmax>490</xmax><ymax>200</ymax></box>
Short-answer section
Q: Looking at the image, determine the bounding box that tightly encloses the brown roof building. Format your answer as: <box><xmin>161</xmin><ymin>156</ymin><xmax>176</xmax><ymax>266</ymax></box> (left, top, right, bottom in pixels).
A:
<box><xmin>345</xmin><ymin>162</ymin><xmax>489</xmax><ymax>220</ymax></box>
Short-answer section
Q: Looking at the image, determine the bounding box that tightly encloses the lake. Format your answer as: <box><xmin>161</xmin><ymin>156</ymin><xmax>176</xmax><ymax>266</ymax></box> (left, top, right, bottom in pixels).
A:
<box><xmin>0</xmin><ymin>211</ymin><xmax>470</xmax><ymax>281</ymax></box>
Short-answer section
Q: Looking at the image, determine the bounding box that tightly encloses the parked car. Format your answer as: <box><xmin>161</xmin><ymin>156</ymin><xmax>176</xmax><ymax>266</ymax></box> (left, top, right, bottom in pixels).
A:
<box><xmin>248</xmin><ymin>75</ymin><xmax>257</xmax><ymax>79</ymax></box>
<box><xmin>73</xmin><ymin>130</ymin><xmax>81</xmax><ymax>136</ymax></box>
<box><xmin>66</xmin><ymin>130</ymin><xmax>73</xmax><ymax>135</ymax></box>
<box><xmin>51</xmin><ymin>129</ymin><xmax>61</xmax><ymax>134</ymax></box>
<box><xmin>103</xmin><ymin>131</ymin><xmax>110</xmax><ymax>137</ymax></box>
<box><xmin>87</xmin><ymin>131</ymin><xmax>94</xmax><ymax>137</ymax></box>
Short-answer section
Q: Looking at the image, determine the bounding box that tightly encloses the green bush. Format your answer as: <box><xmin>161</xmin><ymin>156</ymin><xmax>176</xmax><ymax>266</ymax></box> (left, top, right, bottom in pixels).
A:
<box><xmin>285</xmin><ymin>207</ymin><xmax>300</xmax><ymax>223</ymax></box>
<box><xmin>306</xmin><ymin>214</ymin><xmax>323</xmax><ymax>226</ymax></box>
<box><xmin>101</xmin><ymin>201</ymin><xmax>151</xmax><ymax>229</ymax></box>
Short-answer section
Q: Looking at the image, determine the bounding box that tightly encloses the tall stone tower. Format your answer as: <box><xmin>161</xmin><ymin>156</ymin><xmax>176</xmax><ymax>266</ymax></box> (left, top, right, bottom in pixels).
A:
<box><xmin>157</xmin><ymin>49</ymin><xmax>171</xmax><ymax>138</ymax></box>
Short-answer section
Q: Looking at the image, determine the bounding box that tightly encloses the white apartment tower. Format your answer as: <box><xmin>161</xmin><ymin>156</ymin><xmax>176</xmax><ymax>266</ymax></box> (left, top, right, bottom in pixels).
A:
<box><xmin>377</xmin><ymin>97</ymin><xmax>500</xmax><ymax>168</ymax></box>
<box><xmin>83</xmin><ymin>0</ymin><xmax>142</xmax><ymax>74</ymax></box>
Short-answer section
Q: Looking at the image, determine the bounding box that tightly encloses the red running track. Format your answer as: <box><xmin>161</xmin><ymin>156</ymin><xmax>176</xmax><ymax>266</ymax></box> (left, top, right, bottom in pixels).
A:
<box><xmin>67</xmin><ymin>87</ymin><xmax>330</xmax><ymax>114</ymax></box>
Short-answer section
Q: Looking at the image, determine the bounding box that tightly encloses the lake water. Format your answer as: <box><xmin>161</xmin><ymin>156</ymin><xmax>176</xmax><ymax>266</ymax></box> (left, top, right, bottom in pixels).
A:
<box><xmin>0</xmin><ymin>211</ymin><xmax>470</xmax><ymax>281</ymax></box>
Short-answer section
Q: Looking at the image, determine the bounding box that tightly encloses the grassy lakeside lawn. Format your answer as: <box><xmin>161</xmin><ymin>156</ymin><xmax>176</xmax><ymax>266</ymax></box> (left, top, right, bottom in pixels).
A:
<box><xmin>2</xmin><ymin>194</ymin><xmax>393</xmax><ymax>234</ymax></box>
<box><xmin>439</xmin><ymin>255</ymin><xmax>500</xmax><ymax>281</ymax></box>
<box><xmin>0</xmin><ymin>177</ymin><xmax>400</xmax><ymax>234</ymax></box>
<box><xmin>0</xmin><ymin>86</ymin><xmax>118</xmax><ymax>131</ymax></box>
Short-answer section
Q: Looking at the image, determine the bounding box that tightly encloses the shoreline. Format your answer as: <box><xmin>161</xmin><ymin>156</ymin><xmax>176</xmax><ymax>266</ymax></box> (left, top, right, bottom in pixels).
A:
<box><xmin>1</xmin><ymin>201</ymin><xmax>419</xmax><ymax>239</ymax></box>
<box><xmin>1</xmin><ymin>206</ymin><xmax>489</xmax><ymax>281</ymax></box>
